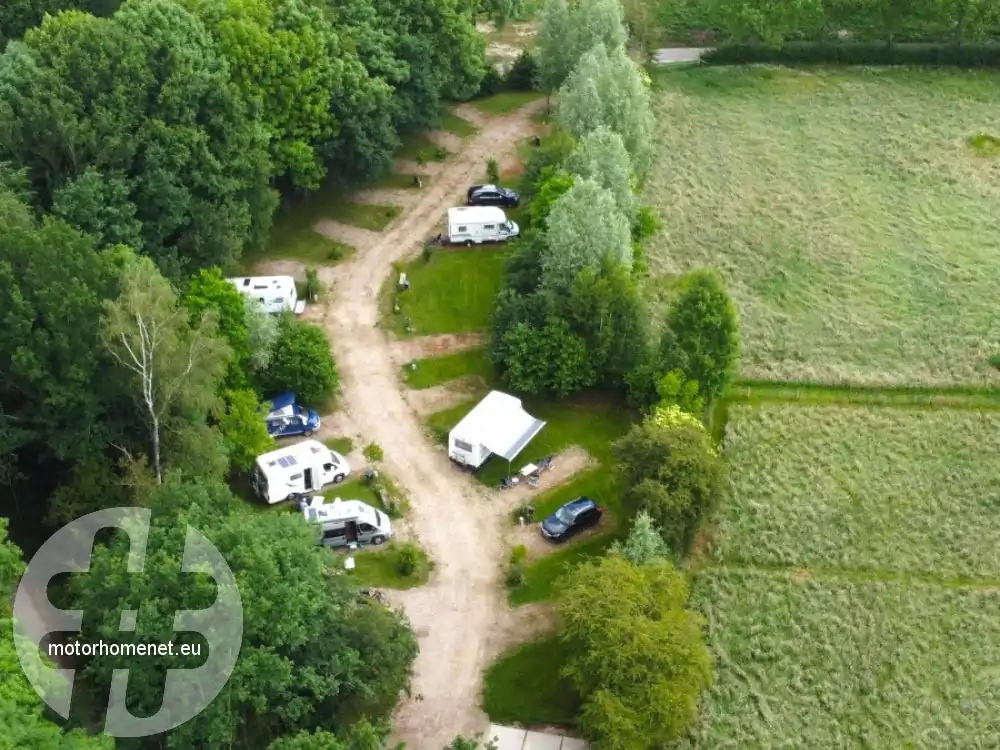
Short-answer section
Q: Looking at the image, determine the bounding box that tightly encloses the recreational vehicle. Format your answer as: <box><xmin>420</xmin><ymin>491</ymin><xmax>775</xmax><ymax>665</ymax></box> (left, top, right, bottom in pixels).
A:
<box><xmin>262</xmin><ymin>392</ymin><xmax>321</xmax><ymax>437</ymax></box>
<box><xmin>300</xmin><ymin>496</ymin><xmax>393</xmax><ymax>548</ymax></box>
<box><xmin>253</xmin><ymin>440</ymin><xmax>350</xmax><ymax>504</ymax></box>
<box><xmin>448</xmin><ymin>390</ymin><xmax>545</xmax><ymax>470</ymax></box>
<box><xmin>446</xmin><ymin>206</ymin><xmax>519</xmax><ymax>246</ymax></box>
<box><xmin>227</xmin><ymin>275</ymin><xmax>306</xmax><ymax>314</ymax></box>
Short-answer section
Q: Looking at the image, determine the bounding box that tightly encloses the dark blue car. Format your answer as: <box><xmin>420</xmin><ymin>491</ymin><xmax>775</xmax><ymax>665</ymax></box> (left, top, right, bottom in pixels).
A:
<box><xmin>540</xmin><ymin>497</ymin><xmax>604</xmax><ymax>542</ymax></box>
<box><xmin>263</xmin><ymin>393</ymin><xmax>321</xmax><ymax>438</ymax></box>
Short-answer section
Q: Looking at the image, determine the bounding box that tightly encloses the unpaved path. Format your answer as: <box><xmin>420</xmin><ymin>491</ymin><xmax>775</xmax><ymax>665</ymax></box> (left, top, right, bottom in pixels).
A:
<box><xmin>390</xmin><ymin>333</ymin><xmax>488</xmax><ymax>363</ymax></box>
<box><xmin>318</xmin><ymin>104</ymin><xmax>546</xmax><ymax>748</ymax></box>
<box><xmin>404</xmin><ymin>376</ymin><xmax>484</xmax><ymax>417</ymax></box>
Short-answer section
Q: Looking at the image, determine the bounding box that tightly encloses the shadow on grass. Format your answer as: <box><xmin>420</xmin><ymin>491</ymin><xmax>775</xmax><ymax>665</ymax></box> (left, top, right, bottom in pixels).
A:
<box><xmin>482</xmin><ymin>635</ymin><xmax>581</xmax><ymax>727</ymax></box>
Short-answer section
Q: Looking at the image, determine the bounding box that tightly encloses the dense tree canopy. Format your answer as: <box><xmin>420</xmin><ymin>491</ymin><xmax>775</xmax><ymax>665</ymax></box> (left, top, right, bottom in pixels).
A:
<box><xmin>261</xmin><ymin>316</ymin><xmax>339</xmax><ymax>404</ymax></box>
<box><xmin>69</xmin><ymin>475</ymin><xmax>418</xmax><ymax>749</ymax></box>
<box><xmin>566</xmin><ymin>126</ymin><xmax>635</xmax><ymax>219</ymax></box>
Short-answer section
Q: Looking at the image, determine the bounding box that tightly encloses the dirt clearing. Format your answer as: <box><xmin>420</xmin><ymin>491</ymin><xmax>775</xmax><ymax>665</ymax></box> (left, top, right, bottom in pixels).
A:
<box><xmin>390</xmin><ymin>333</ymin><xmax>488</xmax><ymax>362</ymax></box>
<box><xmin>491</xmin><ymin>446</ymin><xmax>597</xmax><ymax>507</ymax></box>
<box><xmin>404</xmin><ymin>376</ymin><xmax>485</xmax><ymax>417</ymax></box>
<box><xmin>314</xmin><ymin>102</ymin><xmax>548</xmax><ymax>748</ymax></box>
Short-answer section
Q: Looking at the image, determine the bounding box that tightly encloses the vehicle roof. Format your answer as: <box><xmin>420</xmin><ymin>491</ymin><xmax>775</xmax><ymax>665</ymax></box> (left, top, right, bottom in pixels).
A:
<box><xmin>450</xmin><ymin>390</ymin><xmax>546</xmax><ymax>461</ymax></box>
<box><xmin>303</xmin><ymin>498</ymin><xmax>381</xmax><ymax>525</ymax></box>
<box><xmin>562</xmin><ymin>497</ymin><xmax>597</xmax><ymax>514</ymax></box>
<box><xmin>471</xmin><ymin>184</ymin><xmax>515</xmax><ymax>194</ymax></box>
<box><xmin>256</xmin><ymin>439</ymin><xmax>328</xmax><ymax>470</ymax></box>
<box><xmin>265</xmin><ymin>392</ymin><xmax>297</xmax><ymax>413</ymax></box>
<box><xmin>448</xmin><ymin>205</ymin><xmax>507</xmax><ymax>223</ymax></box>
<box><xmin>226</xmin><ymin>275</ymin><xmax>295</xmax><ymax>293</ymax></box>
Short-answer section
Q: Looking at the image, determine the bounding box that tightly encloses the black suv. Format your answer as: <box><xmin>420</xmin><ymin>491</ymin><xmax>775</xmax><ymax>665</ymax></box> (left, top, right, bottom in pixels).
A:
<box><xmin>467</xmin><ymin>184</ymin><xmax>520</xmax><ymax>208</ymax></box>
<box><xmin>540</xmin><ymin>497</ymin><xmax>604</xmax><ymax>542</ymax></box>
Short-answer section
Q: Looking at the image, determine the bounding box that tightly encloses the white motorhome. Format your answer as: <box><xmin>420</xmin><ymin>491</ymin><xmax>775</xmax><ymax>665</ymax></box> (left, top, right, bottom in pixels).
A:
<box><xmin>448</xmin><ymin>390</ymin><xmax>546</xmax><ymax>470</ymax></box>
<box><xmin>253</xmin><ymin>440</ymin><xmax>350</xmax><ymax>504</ymax></box>
<box><xmin>300</xmin><ymin>496</ymin><xmax>392</xmax><ymax>548</ymax></box>
<box><xmin>446</xmin><ymin>206</ymin><xmax>520</xmax><ymax>246</ymax></box>
<box><xmin>227</xmin><ymin>275</ymin><xmax>306</xmax><ymax>315</ymax></box>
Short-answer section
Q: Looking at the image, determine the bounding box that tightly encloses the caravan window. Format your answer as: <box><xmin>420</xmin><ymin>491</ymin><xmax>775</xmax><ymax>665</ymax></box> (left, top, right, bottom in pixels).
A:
<box><xmin>359</xmin><ymin>523</ymin><xmax>375</xmax><ymax>533</ymax></box>
<box><xmin>322</xmin><ymin>528</ymin><xmax>346</xmax><ymax>540</ymax></box>
<box><xmin>457</xmin><ymin>225</ymin><xmax>467</xmax><ymax>232</ymax></box>
<box><xmin>375</xmin><ymin>510</ymin><xmax>383</xmax><ymax>527</ymax></box>
<box><xmin>483</xmin><ymin>224</ymin><xmax>495</xmax><ymax>230</ymax></box>
<box><xmin>454</xmin><ymin>439</ymin><xmax>473</xmax><ymax>452</ymax></box>
<box><xmin>272</xmin><ymin>297</ymin><xmax>284</xmax><ymax>304</ymax></box>
<box><xmin>290</xmin><ymin>473</ymin><xmax>303</xmax><ymax>481</ymax></box>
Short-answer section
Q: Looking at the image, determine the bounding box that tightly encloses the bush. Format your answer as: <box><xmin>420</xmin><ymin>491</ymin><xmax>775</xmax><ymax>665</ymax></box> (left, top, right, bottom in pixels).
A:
<box><xmin>363</xmin><ymin>442</ymin><xmax>384</xmax><ymax>463</ymax></box>
<box><xmin>486</xmin><ymin>158</ymin><xmax>500</xmax><ymax>184</ymax></box>
<box><xmin>510</xmin><ymin>544</ymin><xmax>528</xmax><ymax>565</ymax></box>
<box><xmin>394</xmin><ymin>542</ymin><xmax>421</xmax><ymax>577</ymax></box>
<box><xmin>261</xmin><ymin>317</ymin><xmax>338</xmax><ymax>405</ymax></box>
<box><xmin>305</xmin><ymin>268</ymin><xmax>321</xmax><ymax>300</ymax></box>
<box><xmin>505</xmin><ymin>564</ymin><xmax>526</xmax><ymax>588</ymax></box>
<box><xmin>504</xmin><ymin>50</ymin><xmax>539</xmax><ymax>91</ymax></box>
<box><xmin>421</xmin><ymin>243</ymin><xmax>434</xmax><ymax>263</ymax></box>
<box><xmin>703</xmin><ymin>42</ymin><xmax>1000</xmax><ymax>68</ymax></box>
<box><xmin>476</xmin><ymin>64</ymin><xmax>505</xmax><ymax>98</ymax></box>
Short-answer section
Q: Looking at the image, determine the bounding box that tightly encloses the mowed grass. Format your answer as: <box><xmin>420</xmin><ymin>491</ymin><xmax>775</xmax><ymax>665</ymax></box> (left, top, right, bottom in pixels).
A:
<box><xmin>686</xmin><ymin>568</ymin><xmax>1000</xmax><ymax>749</ymax></box>
<box><xmin>648</xmin><ymin>67</ymin><xmax>1000</xmax><ymax>388</ymax></box>
<box><xmin>325</xmin><ymin>202</ymin><xmax>401</xmax><ymax>232</ymax></box>
<box><xmin>718</xmin><ymin>403</ymin><xmax>1000</xmax><ymax>579</ymax></box>
<box><xmin>426</xmin><ymin>395</ymin><xmax>632</xmax><ymax>603</ymax></box>
<box><xmin>482</xmin><ymin>635</ymin><xmax>581</xmax><ymax>727</ymax></box>
<box><xmin>387</xmin><ymin>249</ymin><xmax>507</xmax><ymax>337</ymax></box>
<box><xmin>348</xmin><ymin>543</ymin><xmax>432</xmax><ymax>590</ymax></box>
<box><xmin>471</xmin><ymin>91</ymin><xmax>544</xmax><ymax>115</ymax></box>
<box><xmin>402</xmin><ymin>348</ymin><xmax>495</xmax><ymax>389</ymax></box>
<box><xmin>439</xmin><ymin>110</ymin><xmax>479</xmax><ymax>138</ymax></box>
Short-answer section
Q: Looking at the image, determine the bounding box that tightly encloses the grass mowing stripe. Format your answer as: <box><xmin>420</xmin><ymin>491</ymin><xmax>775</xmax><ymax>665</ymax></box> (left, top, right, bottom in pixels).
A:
<box><xmin>729</xmin><ymin>380</ymin><xmax>1000</xmax><ymax>410</ymax></box>
<box><xmin>705</xmin><ymin>561</ymin><xmax>1000</xmax><ymax>589</ymax></box>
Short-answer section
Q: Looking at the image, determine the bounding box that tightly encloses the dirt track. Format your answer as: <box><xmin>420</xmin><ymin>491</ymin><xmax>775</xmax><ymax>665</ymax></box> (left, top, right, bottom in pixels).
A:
<box><xmin>313</xmin><ymin>105</ymin><xmax>546</xmax><ymax>748</ymax></box>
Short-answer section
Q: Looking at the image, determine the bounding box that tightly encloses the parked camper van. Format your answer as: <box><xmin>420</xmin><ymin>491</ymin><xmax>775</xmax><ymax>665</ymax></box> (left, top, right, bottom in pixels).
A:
<box><xmin>253</xmin><ymin>440</ymin><xmax>350</xmax><ymax>504</ymax></box>
<box><xmin>300</xmin><ymin>496</ymin><xmax>392</xmax><ymax>548</ymax></box>
<box><xmin>227</xmin><ymin>275</ymin><xmax>306</xmax><ymax>315</ymax></box>
<box><xmin>446</xmin><ymin>206</ymin><xmax>519</xmax><ymax>246</ymax></box>
<box><xmin>448</xmin><ymin>390</ymin><xmax>545</xmax><ymax>469</ymax></box>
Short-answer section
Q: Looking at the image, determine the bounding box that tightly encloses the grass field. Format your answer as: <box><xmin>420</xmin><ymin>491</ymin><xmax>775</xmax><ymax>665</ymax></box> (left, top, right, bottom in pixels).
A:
<box><xmin>481</xmin><ymin>636</ymin><xmax>580</xmax><ymax>726</ymax></box>
<box><xmin>719</xmin><ymin>403</ymin><xmax>1000</xmax><ymax>579</ymax></box>
<box><xmin>349</xmin><ymin>542</ymin><xmax>432</xmax><ymax>589</ymax></box>
<box><xmin>439</xmin><ymin>110</ymin><xmax>479</xmax><ymax>138</ymax></box>
<box><xmin>325</xmin><ymin>202</ymin><xmax>401</xmax><ymax>232</ymax></box>
<box><xmin>396</xmin><ymin>132</ymin><xmax>450</xmax><ymax>162</ymax></box>
<box><xmin>471</xmin><ymin>91</ymin><xmax>544</xmax><ymax>115</ymax></box>
<box><xmin>686</xmin><ymin>568</ymin><xmax>1000</xmax><ymax>749</ymax></box>
<box><xmin>648</xmin><ymin>67</ymin><xmax>1000</xmax><ymax>388</ymax></box>
<box><xmin>402</xmin><ymin>348</ymin><xmax>495</xmax><ymax>389</ymax></box>
<box><xmin>385</xmin><ymin>249</ymin><xmax>507</xmax><ymax>337</ymax></box>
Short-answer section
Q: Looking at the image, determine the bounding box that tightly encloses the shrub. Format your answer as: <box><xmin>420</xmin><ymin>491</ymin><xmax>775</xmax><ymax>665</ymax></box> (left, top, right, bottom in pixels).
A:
<box><xmin>631</xmin><ymin>205</ymin><xmax>661</xmax><ymax>243</ymax></box>
<box><xmin>328</xmin><ymin>244</ymin><xmax>346</xmax><ymax>261</ymax></box>
<box><xmin>421</xmin><ymin>243</ymin><xmax>434</xmax><ymax>263</ymax></box>
<box><xmin>394</xmin><ymin>542</ymin><xmax>421</xmax><ymax>576</ymax></box>
<box><xmin>505</xmin><ymin>50</ymin><xmax>539</xmax><ymax>91</ymax></box>
<box><xmin>486</xmin><ymin>157</ymin><xmax>500</xmax><ymax>184</ymax></box>
<box><xmin>260</xmin><ymin>317</ymin><xmax>338</xmax><ymax>405</ymax></box>
<box><xmin>305</xmin><ymin>268</ymin><xmax>321</xmax><ymax>300</ymax></box>
<box><xmin>505</xmin><ymin>565</ymin><xmax>526</xmax><ymax>588</ymax></box>
<box><xmin>476</xmin><ymin>64</ymin><xmax>505</xmax><ymax>98</ymax></box>
<box><xmin>363</xmin><ymin>442</ymin><xmax>384</xmax><ymax>463</ymax></box>
<box><xmin>703</xmin><ymin>42</ymin><xmax>1000</xmax><ymax>68</ymax></box>
<box><xmin>510</xmin><ymin>544</ymin><xmax>528</xmax><ymax>564</ymax></box>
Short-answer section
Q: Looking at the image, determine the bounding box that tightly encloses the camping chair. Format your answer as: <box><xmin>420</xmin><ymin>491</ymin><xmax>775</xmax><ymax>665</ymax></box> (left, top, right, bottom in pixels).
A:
<box><xmin>500</xmin><ymin>476</ymin><xmax>519</xmax><ymax>490</ymax></box>
<box><xmin>535</xmin><ymin>456</ymin><xmax>554</xmax><ymax>474</ymax></box>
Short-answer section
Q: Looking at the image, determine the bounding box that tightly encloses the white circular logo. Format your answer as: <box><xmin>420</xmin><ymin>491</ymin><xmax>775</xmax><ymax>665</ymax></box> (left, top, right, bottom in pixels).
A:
<box><xmin>12</xmin><ymin>507</ymin><xmax>243</xmax><ymax>737</ymax></box>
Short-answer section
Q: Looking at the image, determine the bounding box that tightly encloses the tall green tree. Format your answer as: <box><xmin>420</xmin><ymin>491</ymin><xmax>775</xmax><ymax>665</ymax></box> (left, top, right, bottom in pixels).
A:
<box><xmin>558</xmin><ymin>556</ymin><xmax>712</xmax><ymax>750</ymax></box>
<box><xmin>261</xmin><ymin>316</ymin><xmax>338</xmax><ymax>404</ymax></box>
<box><xmin>0</xmin><ymin>0</ymin><xmax>277</xmax><ymax>276</ymax></box>
<box><xmin>219</xmin><ymin>388</ymin><xmax>275</xmax><ymax>472</ymax></box>
<box><xmin>609</xmin><ymin>510</ymin><xmax>671</xmax><ymax>565</ymax></box>
<box><xmin>556</xmin><ymin>42</ymin><xmax>655</xmax><ymax>175</ymax></box>
<box><xmin>69</xmin><ymin>475</ymin><xmax>418</xmax><ymax>749</ymax></box>
<box><xmin>0</xmin><ymin>520</ymin><xmax>115</xmax><ymax>750</ymax></box>
<box><xmin>540</xmin><ymin>178</ymin><xmax>632</xmax><ymax>295</ymax></box>
<box><xmin>535</xmin><ymin>0</ymin><xmax>573</xmax><ymax>94</ymax></box>
<box><xmin>658</xmin><ymin>268</ymin><xmax>740</xmax><ymax>405</ymax></box>
<box><xmin>567</xmin><ymin>126</ymin><xmax>635</xmax><ymax>219</ymax></box>
<box><xmin>102</xmin><ymin>253</ymin><xmax>231</xmax><ymax>484</ymax></box>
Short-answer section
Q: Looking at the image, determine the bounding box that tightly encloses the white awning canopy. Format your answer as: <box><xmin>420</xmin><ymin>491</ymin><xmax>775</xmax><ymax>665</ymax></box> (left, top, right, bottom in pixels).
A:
<box><xmin>452</xmin><ymin>391</ymin><xmax>546</xmax><ymax>462</ymax></box>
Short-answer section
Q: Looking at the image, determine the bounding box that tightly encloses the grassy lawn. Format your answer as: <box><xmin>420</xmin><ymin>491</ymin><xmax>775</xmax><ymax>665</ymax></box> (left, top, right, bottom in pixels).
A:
<box><xmin>719</xmin><ymin>403</ymin><xmax>1000</xmax><ymax>579</ymax></box>
<box><xmin>689</xmin><ymin>568</ymin><xmax>1000</xmax><ymax>748</ymax></box>
<box><xmin>323</xmin><ymin>437</ymin><xmax>354</xmax><ymax>455</ymax></box>
<box><xmin>482</xmin><ymin>635</ymin><xmax>581</xmax><ymax>727</ymax></box>
<box><xmin>347</xmin><ymin>542</ymin><xmax>432</xmax><ymax>590</ymax></box>
<box><xmin>648</xmin><ymin>67</ymin><xmax>1000</xmax><ymax>388</ymax></box>
<box><xmin>367</xmin><ymin>172</ymin><xmax>429</xmax><ymax>190</ymax></box>
<box><xmin>384</xmin><ymin>249</ymin><xmax>507</xmax><ymax>338</ymax></box>
<box><xmin>325</xmin><ymin>202</ymin><xmax>401</xmax><ymax>232</ymax></box>
<box><xmin>426</xmin><ymin>394</ymin><xmax>633</xmax><ymax>604</ymax></box>
<box><xmin>471</xmin><ymin>91</ymin><xmax>544</xmax><ymax>116</ymax></box>
<box><xmin>402</xmin><ymin>348</ymin><xmax>495</xmax><ymax>389</ymax></box>
<box><xmin>439</xmin><ymin>110</ymin><xmax>479</xmax><ymax>138</ymax></box>
<box><xmin>396</xmin><ymin>132</ymin><xmax>451</xmax><ymax>162</ymax></box>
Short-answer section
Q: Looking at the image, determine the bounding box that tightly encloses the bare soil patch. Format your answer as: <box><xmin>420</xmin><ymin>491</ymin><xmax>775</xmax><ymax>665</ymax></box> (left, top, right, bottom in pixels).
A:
<box><xmin>426</xmin><ymin>129</ymin><xmax>464</xmax><ymax>153</ymax></box>
<box><xmin>394</xmin><ymin>158</ymin><xmax>446</xmax><ymax>176</ymax></box>
<box><xmin>313</xmin><ymin>219</ymin><xmax>383</xmax><ymax>250</ymax></box>
<box><xmin>405</xmin><ymin>377</ymin><xmax>485</xmax><ymax>417</ymax></box>
<box><xmin>452</xmin><ymin>103</ymin><xmax>491</xmax><ymax>128</ymax></box>
<box><xmin>390</xmin><ymin>333</ymin><xmax>488</xmax><ymax>362</ymax></box>
<box><xmin>352</xmin><ymin>188</ymin><xmax>422</xmax><ymax>210</ymax></box>
<box><xmin>249</xmin><ymin>259</ymin><xmax>307</xmax><ymax>280</ymax></box>
<box><xmin>490</xmin><ymin>446</ymin><xmax>596</xmax><ymax>506</ymax></box>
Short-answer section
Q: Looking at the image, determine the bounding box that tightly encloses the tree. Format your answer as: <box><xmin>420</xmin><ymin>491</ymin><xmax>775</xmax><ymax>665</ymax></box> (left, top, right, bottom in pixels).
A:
<box><xmin>541</xmin><ymin>178</ymin><xmax>632</xmax><ymax>295</ymax></box>
<box><xmin>527</xmin><ymin>168</ymin><xmax>575</xmax><ymax>230</ymax></box>
<box><xmin>567</xmin><ymin>126</ymin><xmax>634</xmax><ymax>219</ymax></box>
<box><xmin>69</xmin><ymin>475</ymin><xmax>418</xmax><ymax>750</ymax></box>
<box><xmin>0</xmin><ymin>520</ymin><xmax>115</xmax><ymax>750</ymax></box>
<box><xmin>535</xmin><ymin>0</ymin><xmax>573</xmax><ymax>94</ymax></box>
<box><xmin>261</xmin><ymin>316</ymin><xmax>338</xmax><ymax>404</ymax></box>
<box><xmin>556</xmin><ymin>43</ymin><xmax>655</xmax><ymax>175</ymax></box>
<box><xmin>612</xmin><ymin>420</ymin><xmax>725</xmax><ymax>553</ymax></box>
<box><xmin>568</xmin><ymin>0</ymin><xmax>627</xmax><ymax>60</ymax></box>
<box><xmin>480</xmin><ymin>0</ymin><xmax>524</xmax><ymax>28</ymax></box>
<box><xmin>183</xmin><ymin>267</ymin><xmax>255</xmax><ymax>388</ymax></box>
<box><xmin>102</xmin><ymin>253</ymin><xmax>231</xmax><ymax>483</ymax></box>
<box><xmin>443</xmin><ymin>735</ymin><xmax>499</xmax><ymax>750</ymax></box>
<box><xmin>1</xmin><ymin>0</ymin><xmax>277</xmax><ymax>276</ymax></box>
<box><xmin>268</xmin><ymin>732</ymin><xmax>350</xmax><ymax>750</ymax></box>
<box><xmin>609</xmin><ymin>510</ymin><xmax>670</xmax><ymax>564</ymax></box>
<box><xmin>658</xmin><ymin>269</ymin><xmax>740</xmax><ymax>405</ymax></box>
<box><xmin>558</xmin><ymin>556</ymin><xmax>712</xmax><ymax>749</ymax></box>
<box><xmin>245</xmin><ymin>296</ymin><xmax>280</xmax><ymax>371</ymax></box>
<box><xmin>519</xmin><ymin>127</ymin><xmax>576</xmax><ymax>203</ymax></box>
<box><xmin>219</xmin><ymin>389</ymin><xmax>275</xmax><ymax>472</ymax></box>
<box><xmin>654</xmin><ymin>372</ymin><xmax>705</xmax><ymax>418</ymax></box>
<box><xmin>497</xmin><ymin>316</ymin><xmax>595</xmax><ymax>396</ymax></box>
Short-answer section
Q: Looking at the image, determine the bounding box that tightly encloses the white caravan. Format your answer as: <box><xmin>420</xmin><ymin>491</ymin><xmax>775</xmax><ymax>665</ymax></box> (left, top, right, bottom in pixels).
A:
<box><xmin>301</xmin><ymin>496</ymin><xmax>393</xmax><ymax>548</ymax></box>
<box><xmin>227</xmin><ymin>275</ymin><xmax>306</xmax><ymax>315</ymax></box>
<box><xmin>253</xmin><ymin>440</ymin><xmax>350</xmax><ymax>504</ymax></box>
<box><xmin>448</xmin><ymin>390</ymin><xmax>546</xmax><ymax>470</ymax></box>
<box><xmin>446</xmin><ymin>206</ymin><xmax>520</xmax><ymax>245</ymax></box>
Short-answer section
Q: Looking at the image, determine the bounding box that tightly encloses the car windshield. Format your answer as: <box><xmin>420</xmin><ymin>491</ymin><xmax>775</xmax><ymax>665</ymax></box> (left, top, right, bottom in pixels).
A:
<box><xmin>296</xmin><ymin>406</ymin><xmax>308</xmax><ymax>417</ymax></box>
<box><xmin>375</xmin><ymin>510</ymin><xmax>383</xmax><ymax>527</ymax></box>
<box><xmin>554</xmin><ymin>507</ymin><xmax>575</xmax><ymax>525</ymax></box>
<box><xmin>503</xmin><ymin>221</ymin><xmax>512</xmax><ymax>231</ymax></box>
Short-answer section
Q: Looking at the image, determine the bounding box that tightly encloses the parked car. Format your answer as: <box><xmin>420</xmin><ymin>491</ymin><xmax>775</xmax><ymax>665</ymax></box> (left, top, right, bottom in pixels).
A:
<box><xmin>263</xmin><ymin>392</ymin><xmax>321</xmax><ymax>438</ymax></box>
<box><xmin>540</xmin><ymin>497</ymin><xmax>604</xmax><ymax>542</ymax></box>
<box><xmin>467</xmin><ymin>184</ymin><xmax>520</xmax><ymax>208</ymax></box>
